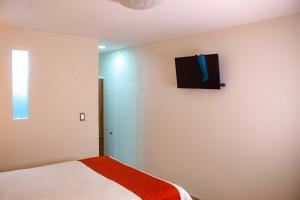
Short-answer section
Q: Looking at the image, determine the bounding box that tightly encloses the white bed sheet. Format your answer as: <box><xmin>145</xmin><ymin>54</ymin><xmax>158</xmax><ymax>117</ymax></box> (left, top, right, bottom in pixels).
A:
<box><xmin>0</xmin><ymin>161</ymin><xmax>192</xmax><ymax>200</ymax></box>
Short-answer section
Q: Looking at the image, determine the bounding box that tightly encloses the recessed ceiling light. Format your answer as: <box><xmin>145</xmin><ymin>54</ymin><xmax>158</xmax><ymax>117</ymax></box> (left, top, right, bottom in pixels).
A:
<box><xmin>98</xmin><ymin>45</ymin><xmax>106</xmax><ymax>50</ymax></box>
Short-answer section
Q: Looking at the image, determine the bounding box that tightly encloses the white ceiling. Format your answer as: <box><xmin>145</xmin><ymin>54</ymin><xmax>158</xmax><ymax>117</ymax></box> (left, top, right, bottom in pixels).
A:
<box><xmin>0</xmin><ymin>0</ymin><xmax>299</xmax><ymax>52</ymax></box>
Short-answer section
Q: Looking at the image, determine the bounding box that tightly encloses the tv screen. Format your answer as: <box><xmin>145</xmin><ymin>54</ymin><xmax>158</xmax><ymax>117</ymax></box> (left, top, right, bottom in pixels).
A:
<box><xmin>175</xmin><ymin>54</ymin><xmax>222</xmax><ymax>89</ymax></box>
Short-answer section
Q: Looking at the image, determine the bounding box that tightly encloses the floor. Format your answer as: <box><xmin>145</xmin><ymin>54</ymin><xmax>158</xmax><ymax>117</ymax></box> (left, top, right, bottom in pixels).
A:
<box><xmin>191</xmin><ymin>196</ymin><xmax>201</xmax><ymax>200</ymax></box>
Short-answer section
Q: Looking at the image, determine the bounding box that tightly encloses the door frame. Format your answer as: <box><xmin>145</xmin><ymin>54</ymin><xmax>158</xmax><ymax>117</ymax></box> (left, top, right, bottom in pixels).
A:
<box><xmin>98</xmin><ymin>76</ymin><xmax>104</xmax><ymax>156</ymax></box>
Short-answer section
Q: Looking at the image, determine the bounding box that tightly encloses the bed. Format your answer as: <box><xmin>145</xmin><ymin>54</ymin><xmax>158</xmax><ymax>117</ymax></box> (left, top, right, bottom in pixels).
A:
<box><xmin>0</xmin><ymin>156</ymin><xmax>192</xmax><ymax>200</ymax></box>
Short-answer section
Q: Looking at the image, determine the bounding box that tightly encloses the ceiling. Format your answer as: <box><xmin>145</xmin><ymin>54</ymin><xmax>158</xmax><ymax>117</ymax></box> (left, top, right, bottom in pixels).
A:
<box><xmin>0</xmin><ymin>0</ymin><xmax>299</xmax><ymax>52</ymax></box>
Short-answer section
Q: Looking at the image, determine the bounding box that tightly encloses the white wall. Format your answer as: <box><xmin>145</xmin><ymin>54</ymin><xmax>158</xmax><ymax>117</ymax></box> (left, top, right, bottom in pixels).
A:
<box><xmin>0</xmin><ymin>26</ymin><xmax>99</xmax><ymax>172</ymax></box>
<box><xmin>100</xmin><ymin>13</ymin><xmax>300</xmax><ymax>200</ymax></box>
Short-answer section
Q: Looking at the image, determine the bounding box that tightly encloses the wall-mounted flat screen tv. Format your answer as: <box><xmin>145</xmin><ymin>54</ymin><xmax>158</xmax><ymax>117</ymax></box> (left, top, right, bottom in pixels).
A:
<box><xmin>175</xmin><ymin>54</ymin><xmax>224</xmax><ymax>89</ymax></box>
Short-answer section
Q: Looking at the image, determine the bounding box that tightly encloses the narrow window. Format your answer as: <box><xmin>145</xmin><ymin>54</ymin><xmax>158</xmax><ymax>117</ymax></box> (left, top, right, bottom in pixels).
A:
<box><xmin>12</xmin><ymin>50</ymin><xmax>29</xmax><ymax>120</ymax></box>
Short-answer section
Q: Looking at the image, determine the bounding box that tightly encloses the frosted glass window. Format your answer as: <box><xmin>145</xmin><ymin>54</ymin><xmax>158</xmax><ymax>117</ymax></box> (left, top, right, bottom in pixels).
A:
<box><xmin>12</xmin><ymin>50</ymin><xmax>29</xmax><ymax>120</ymax></box>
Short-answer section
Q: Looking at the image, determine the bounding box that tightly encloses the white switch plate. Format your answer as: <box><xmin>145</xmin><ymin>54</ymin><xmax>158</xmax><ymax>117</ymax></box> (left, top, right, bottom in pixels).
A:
<box><xmin>80</xmin><ymin>113</ymin><xmax>85</xmax><ymax>121</ymax></box>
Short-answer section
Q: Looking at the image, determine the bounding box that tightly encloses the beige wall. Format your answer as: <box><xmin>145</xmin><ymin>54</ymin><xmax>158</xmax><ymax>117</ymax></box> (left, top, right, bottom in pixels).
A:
<box><xmin>100</xmin><ymin>14</ymin><xmax>300</xmax><ymax>200</ymax></box>
<box><xmin>0</xmin><ymin>26</ymin><xmax>99</xmax><ymax>172</ymax></box>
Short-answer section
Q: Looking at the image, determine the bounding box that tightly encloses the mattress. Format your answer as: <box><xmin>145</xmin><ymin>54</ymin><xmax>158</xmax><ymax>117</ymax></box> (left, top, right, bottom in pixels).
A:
<box><xmin>0</xmin><ymin>157</ymin><xmax>192</xmax><ymax>200</ymax></box>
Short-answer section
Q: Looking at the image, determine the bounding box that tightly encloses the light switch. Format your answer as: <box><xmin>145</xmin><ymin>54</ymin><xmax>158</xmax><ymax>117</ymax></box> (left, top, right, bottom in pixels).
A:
<box><xmin>80</xmin><ymin>113</ymin><xmax>85</xmax><ymax>121</ymax></box>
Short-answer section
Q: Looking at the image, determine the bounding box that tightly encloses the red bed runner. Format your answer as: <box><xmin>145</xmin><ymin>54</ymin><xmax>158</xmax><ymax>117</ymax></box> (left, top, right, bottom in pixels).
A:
<box><xmin>80</xmin><ymin>156</ymin><xmax>181</xmax><ymax>200</ymax></box>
